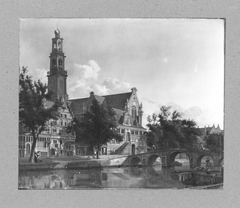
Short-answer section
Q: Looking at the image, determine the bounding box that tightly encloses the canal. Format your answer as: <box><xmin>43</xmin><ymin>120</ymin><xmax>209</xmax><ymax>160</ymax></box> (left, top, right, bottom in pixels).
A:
<box><xmin>19</xmin><ymin>159</ymin><xmax>193</xmax><ymax>189</ymax></box>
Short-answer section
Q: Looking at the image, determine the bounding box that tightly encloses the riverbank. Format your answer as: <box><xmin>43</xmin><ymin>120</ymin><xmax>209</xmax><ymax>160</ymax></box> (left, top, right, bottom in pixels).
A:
<box><xmin>19</xmin><ymin>155</ymin><xmax>128</xmax><ymax>171</ymax></box>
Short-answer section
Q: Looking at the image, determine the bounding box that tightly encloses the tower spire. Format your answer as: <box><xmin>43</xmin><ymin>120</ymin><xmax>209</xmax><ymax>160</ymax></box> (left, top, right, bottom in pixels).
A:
<box><xmin>47</xmin><ymin>29</ymin><xmax>68</xmax><ymax>103</ymax></box>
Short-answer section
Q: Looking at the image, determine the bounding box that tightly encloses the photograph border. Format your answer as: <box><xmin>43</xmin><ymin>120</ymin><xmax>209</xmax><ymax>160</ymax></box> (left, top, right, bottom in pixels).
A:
<box><xmin>1</xmin><ymin>0</ymin><xmax>240</xmax><ymax>207</ymax></box>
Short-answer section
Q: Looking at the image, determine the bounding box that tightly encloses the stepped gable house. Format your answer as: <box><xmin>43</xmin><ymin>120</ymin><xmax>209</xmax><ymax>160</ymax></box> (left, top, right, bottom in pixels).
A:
<box><xmin>19</xmin><ymin>29</ymin><xmax>146</xmax><ymax>158</ymax></box>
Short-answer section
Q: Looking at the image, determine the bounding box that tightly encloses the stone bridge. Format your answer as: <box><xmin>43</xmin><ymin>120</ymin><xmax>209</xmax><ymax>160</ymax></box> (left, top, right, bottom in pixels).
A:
<box><xmin>121</xmin><ymin>149</ymin><xmax>223</xmax><ymax>169</ymax></box>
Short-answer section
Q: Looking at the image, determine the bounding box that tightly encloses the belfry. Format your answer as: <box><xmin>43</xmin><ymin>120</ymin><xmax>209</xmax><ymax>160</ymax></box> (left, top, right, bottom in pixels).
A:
<box><xmin>47</xmin><ymin>29</ymin><xmax>68</xmax><ymax>103</ymax></box>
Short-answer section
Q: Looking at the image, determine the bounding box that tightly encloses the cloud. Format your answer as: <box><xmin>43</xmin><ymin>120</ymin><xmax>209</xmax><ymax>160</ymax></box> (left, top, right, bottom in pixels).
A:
<box><xmin>73</xmin><ymin>60</ymin><xmax>101</xmax><ymax>80</ymax></box>
<box><xmin>168</xmin><ymin>103</ymin><xmax>222</xmax><ymax>128</ymax></box>
<box><xmin>103</xmin><ymin>77</ymin><xmax>131</xmax><ymax>93</ymax></box>
<box><xmin>143</xmin><ymin>98</ymin><xmax>161</xmax><ymax>106</ymax></box>
<box><xmin>27</xmin><ymin>68</ymin><xmax>48</xmax><ymax>84</ymax></box>
<box><xmin>142</xmin><ymin>101</ymin><xmax>223</xmax><ymax>128</ymax></box>
<box><xmin>90</xmin><ymin>77</ymin><xmax>131</xmax><ymax>95</ymax></box>
<box><xmin>91</xmin><ymin>84</ymin><xmax>108</xmax><ymax>95</ymax></box>
<box><xmin>67</xmin><ymin>61</ymin><xmax>131</xmax><ymax>99</ymax></box>
<box><xmin>68</xmin><ymin>60</ymin><xmax>101</xmax><ymax>97</ymax></box>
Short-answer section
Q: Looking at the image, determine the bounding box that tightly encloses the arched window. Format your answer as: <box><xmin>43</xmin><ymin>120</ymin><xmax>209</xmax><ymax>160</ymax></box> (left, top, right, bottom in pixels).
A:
<box><xmin>58</xmin><ymin>42</ymin><xmax>61</xmax><ymax>51</ymax></box>
<box><xmin>52</xmin><ymin>59</ymin><xmax>56</xmax><ymax>66</ymax></box>
<box><xmin>26</xmin><ymin>143</ymin><xmax>30</xmax><ymax>154</ymax></box>
<box><xmin>132</xmin><ymin>106</ymin><xmax>136</xmax><ymax>120</ymax></box>
<box><xmin>58</xmin><ymin>59</ymin><xmax>62</xmax><ymax>66</ymax></box>
<box><xmin>127</xmin><ymin>132</ymin><xmax>131</xmax><ymax>142</ymax></box>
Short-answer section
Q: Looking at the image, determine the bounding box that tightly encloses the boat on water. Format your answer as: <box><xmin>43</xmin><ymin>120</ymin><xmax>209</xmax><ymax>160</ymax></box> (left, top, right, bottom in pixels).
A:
<box><xmin>171</xmin><ymin>169</ymin><xmax>223</xmax><ymax>188</ymax></box>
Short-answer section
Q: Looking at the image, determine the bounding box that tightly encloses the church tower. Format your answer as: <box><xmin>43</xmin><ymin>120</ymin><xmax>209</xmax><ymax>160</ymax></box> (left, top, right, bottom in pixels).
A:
<box><xmin>47</xmin><ymin>29</ymin><xmax>68</xmax><ymax>103</ymax></box>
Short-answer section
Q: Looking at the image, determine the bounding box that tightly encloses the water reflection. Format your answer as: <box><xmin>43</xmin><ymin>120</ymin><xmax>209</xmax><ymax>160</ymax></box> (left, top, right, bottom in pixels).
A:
<box><xmin>19</xmin><ymin>164</ymin><xmax>186</xmax><ymax>189</ymax></box>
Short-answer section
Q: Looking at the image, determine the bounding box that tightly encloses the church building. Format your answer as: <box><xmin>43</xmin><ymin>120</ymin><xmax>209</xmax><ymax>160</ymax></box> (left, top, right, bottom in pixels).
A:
<box><xmin>69</xmin><ymin>87</ymin><xmax>146</xmax><ymax>156</ymax></box>
<box><xmin>19</xmin><ymin>29</ymin><xmax>146</xmax><ymax>158</ymax></box>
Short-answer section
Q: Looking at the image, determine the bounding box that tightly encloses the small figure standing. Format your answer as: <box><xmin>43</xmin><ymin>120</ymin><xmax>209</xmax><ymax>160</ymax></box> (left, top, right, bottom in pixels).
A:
<box><xmin>205</xmin><ymin>159</ymin><xmax>213</xmax><ymax>173</ymax></box>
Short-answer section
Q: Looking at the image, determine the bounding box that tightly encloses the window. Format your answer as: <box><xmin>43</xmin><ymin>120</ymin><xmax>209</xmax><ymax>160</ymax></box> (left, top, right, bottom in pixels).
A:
<box><xmin>135</xmin><ymin>131</ymin><xmax>138</xmax><ymax>135</ymax></box>
<box><xmin>58</xmin><ymin>42</ymin><xmax>61</xmax><ymax>50</ymax></box>
<box><xmin>65</xmin><ymin>114</ymin><xmax>67</xmax><ymax>118</ymax></box>
<box><xmin>55</xmin><ymin>144</ymin><xmax>58</xmax><ymax>148</ymax></box>
<box><xmin>132</xmin><ymin>106</ymin><xmax>136</xmax><ymax>119</ymax></box>
<box><xmin>38</xmin><ymin>142</ymin><xmax>45</xmax><ymax>147</ymax></box>
<box><xmin>52</xmin><ymin>59</ymin><xmax>56</xmax><ymax>66</ymax></box>
<box><xmin>121</xmin><ymin>129</ymin><xmax>125</xmax><ymax>134</ymax></box>
<box><xmin>61</xmin><ymin>122</ymin><xmax>63</xmax><ymax>126</ymax></box>
<box><xmin>58</xmin><ymin>59</ymin><xmax>62</xmax><ymax>66</ymax></box>
<box><xmin>131</xmin><ymin>130</ymin><xmax>134</xmax><ymax>134</ymax></box>
<box><xmin>53</xmin><ymin>140</ymin><xmax>57</xmax><ymax>144</ymax></box>
<box><xmin>65</xmin><ymin>122</ymin><xmax>67</xmax><ymax>126</ymax></box>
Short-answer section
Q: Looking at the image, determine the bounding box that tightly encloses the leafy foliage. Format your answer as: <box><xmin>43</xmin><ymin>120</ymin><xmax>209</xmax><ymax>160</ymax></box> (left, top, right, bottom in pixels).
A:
<box><xmin>203</xmin><ymin>133</ymin><xmax>224</xmax><ymax>153</ymax></box>
<box><xmin>19</xmin><ymin>67</ymin><xmax>62</xmax><ymax>162</ymax></box>
<box><xmin>67</xmin><ymin>99</ymin><xmax>123</xmax><ymax>158</ymax></box>
<box><xmin>146</xmin><ymin>106</ymin><xmax>200</xmax><ymax>150</ymax></box>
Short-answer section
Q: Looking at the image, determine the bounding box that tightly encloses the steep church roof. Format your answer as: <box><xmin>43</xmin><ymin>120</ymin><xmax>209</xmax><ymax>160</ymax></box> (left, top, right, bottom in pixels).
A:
<box><xmin>93</xmin><ymin>94</ymin><xmax>105</xmax><ymax>105</ymax></box>
<box><xmin>69</xmin><ymin>91</ymin><xmax>132</xmax><ymax>116</ymax></box>
<box><xmin>68</xmin><ymin>90</ymin><xmax>145</xmax><ymax>130</ymax></box>
<box><xmin>68</xmin><ymin>97</ymin><xmax>89</xmax><ymax>117</ymax></box>
<box><xmin>102</xmin><ymin>92</ymin><xmax>132</xmax><ymax>110</ymax></box>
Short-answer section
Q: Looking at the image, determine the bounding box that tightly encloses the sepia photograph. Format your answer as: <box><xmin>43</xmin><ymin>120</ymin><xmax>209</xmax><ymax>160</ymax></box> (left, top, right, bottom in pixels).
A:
<box><xmin>19</xmin><ymin>18</ymin><xmax>224</xmax><ymax>190</ymax></box>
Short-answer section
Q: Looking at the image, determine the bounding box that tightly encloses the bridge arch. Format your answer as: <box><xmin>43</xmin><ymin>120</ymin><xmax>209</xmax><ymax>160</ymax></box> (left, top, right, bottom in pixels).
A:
<box><xmin>196</xmin><ymin>155</ymin><xmax>214</xmax><ymax>167</ymax></box>
<box><xmin>130</xmin><ymin>156</ymin><xmax>142</xmax><ymax>166</ymax></box>
<box><xmin>130</xmin><ymin>156</ymin><xmax>142</xmax><ymax>176</ymax></box>
<box><xmin>147</xmin><ymin>154</ymin><xmax>161</xmax><ymax>166</ymax></box>
<box><xmin>169</xmin><ymin>151</ymin><xmax>191</xmax><ymax>167</ymax></box>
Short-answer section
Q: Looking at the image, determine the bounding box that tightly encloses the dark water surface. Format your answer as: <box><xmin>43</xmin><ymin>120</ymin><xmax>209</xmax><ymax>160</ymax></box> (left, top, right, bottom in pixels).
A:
<box><xmin>19</xmin><ymin>164</ymin><xmax>190</xmax><ymax>189</ymax></box>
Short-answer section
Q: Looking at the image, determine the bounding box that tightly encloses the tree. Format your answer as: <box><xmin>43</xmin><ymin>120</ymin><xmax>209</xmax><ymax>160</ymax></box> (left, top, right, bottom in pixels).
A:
<box><xmin>67</xmin><ymin>99</ymin><xmax>123</xmax><ymax>159</ymax></box>
<box><xmin>19</xmin><ymin>67</ymin><xmax>62</xmax><ymax>162</ymax></box>
<box><xmin>203</xmin><ymin>133</ymin><xmax>224</xmax><ymax>153</ymax></box>
<box><xmin>146</xmin><ymin>106</ymin><xmax>200</xmax><ymax>150</ymax></box>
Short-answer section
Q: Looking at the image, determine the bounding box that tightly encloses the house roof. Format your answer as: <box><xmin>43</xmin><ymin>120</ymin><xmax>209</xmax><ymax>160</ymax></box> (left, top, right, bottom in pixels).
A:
<box><xmin>68</xmin><ymin>91</ymin><xmax>145</xmax><ymax>130</ymax></box>
<box><xmin>102</xmin><ymin>92</ymin><xmax>132</xmax><ymax>110</ymax></box>
<box><xmin>68</xmin><ymin>91</ymin><xmax>132</xmax><ymax>116</ymax></box>
<box><xmin>93</xmin><ymin>94</ymin><xmax>105</xmax><ymax>105</ymax></box>
<box><xmin>198</xmin><ymin>125</ymin><xmax>222</xmax><ymax>136</ymax></box>
<box><xmin>45</xmin><ymin>100</ymin><xmax>54</xmax><ymax>108</ymax></box>
<box><xmin>113</xmin><ymin>108</ymin><xmax>125</xmax><ymax>124</ymax></box>
<box><xmin>68</xmin><ymin>97</ymin><xmax>89</xmax><ymax>116</ymax></box>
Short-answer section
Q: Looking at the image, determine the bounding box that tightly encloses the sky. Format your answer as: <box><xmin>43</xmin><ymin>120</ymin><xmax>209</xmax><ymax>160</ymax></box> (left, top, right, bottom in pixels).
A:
<box><xmin>20</xmin><ymin>18</ymin><xmax>224</xmax><ymax>129</ymax></box>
